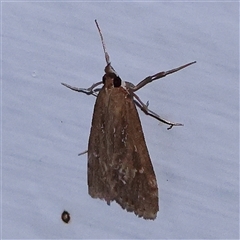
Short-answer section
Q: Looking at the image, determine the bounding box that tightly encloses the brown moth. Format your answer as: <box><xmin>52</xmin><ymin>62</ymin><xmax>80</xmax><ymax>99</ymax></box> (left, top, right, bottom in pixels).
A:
<box><xmin>62</xmin><ymin>20</ymin><xmax>196</xmax><ymax>220</ymax></box>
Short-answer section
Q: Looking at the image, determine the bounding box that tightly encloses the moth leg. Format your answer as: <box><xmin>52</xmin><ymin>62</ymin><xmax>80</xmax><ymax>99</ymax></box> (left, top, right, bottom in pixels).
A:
<box><xmin>131</xmin><ymin>61</ymin><xmax>196</xmax><ymax>92</ymax></box>
<box><xmin>133</xmin><ymin>92</ymin><xmax>183</xmax><ymax>130</ymax></box>
<box><xmin>61</xmin><ymin>81</ymin><xmax>102</xmax><ymax>96</ymax></box>
<box><xmin>78</xmin><ymin>150</ymin><xmax>88</xmax><ymax>156</ymax></box>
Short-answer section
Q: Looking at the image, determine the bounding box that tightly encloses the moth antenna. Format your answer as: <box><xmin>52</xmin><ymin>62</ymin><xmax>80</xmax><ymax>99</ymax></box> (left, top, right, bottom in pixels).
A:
<box><xmin>95</xmin><ymin>19</ymin><xmax>110</xmax><ymax>65</ymax></box>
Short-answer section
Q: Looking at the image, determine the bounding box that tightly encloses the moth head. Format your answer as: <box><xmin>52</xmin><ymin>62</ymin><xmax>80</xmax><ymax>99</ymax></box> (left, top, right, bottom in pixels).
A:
<box><xmin>102</xmin><ymin>72</ymin><xmax>122</xmax><ymax>88</ymax></box>
<box><xmin>104</xmin><ymin>62</ymin><xmax>118</xmax><ymax>74</ymax></box>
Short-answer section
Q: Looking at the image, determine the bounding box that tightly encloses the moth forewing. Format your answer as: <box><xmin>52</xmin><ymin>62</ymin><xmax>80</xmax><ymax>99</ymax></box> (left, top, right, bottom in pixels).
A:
<box><xmin>88</xmin><ymin>74</ymin><xmax>159</xmax><ymax>219</ymax></box>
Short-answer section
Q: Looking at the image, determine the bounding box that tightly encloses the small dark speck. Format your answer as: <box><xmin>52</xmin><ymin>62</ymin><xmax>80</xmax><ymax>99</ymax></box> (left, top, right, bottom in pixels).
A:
<box><xmin>61</xmin><ymin>210</ymin><xmax>70</xmax><ymax>223</ymax></box>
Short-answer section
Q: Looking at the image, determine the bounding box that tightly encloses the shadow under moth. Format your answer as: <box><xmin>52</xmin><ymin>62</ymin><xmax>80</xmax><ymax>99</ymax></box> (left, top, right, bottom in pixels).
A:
<box><xmin>62</xmin><ymin>20</ymin><xmax>196</xmax><ymax>220</ymax></box>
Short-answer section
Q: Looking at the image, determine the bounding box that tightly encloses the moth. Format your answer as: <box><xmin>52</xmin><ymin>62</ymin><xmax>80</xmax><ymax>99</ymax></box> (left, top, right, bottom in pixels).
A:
<box><xmin>62</xmin><ymin>20</ymin><xmax>196</xmax><ymax>220</ymax></box>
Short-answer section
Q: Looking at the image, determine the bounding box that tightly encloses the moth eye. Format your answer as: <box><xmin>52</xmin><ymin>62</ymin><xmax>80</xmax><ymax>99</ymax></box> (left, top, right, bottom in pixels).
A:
<box><xmin>102</xmin><ymin>76</ymin><xmax>106</xmax><ymax>84</ymax></box>
<box><xmin>114</xmin><ymin>76</ymin><xmax>121</xmax><ymax>88</ymax></box>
